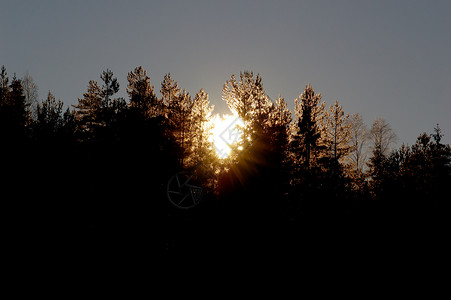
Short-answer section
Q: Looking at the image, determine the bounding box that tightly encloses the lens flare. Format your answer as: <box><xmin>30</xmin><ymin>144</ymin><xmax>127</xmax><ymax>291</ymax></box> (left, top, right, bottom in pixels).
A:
<box><xmin>210</xmin><ymin>114</ymin><xmax>244</xmax><ymax>158</ymax></box>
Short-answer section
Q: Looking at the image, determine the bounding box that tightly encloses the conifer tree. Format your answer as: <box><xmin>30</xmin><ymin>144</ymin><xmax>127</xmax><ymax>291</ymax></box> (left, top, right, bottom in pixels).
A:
<box><xmin>189</xmin><ymin>89</ymin><xmax>215</xmax><ymax>179</ymax></box>
<box><xmin>191</xmin><ymin>88</ymin><xmax>214</xmax><ymax>157</ymax></box>
<box><xmin>2</xmin><ymin>75</ymin><xmax>29</xmax><ymax>141</ymax></box>
<box><xmin>367</xmin><ymin>118</ymin><xmax>397</xmax><ymax>197</ymax></box>
<box><xmin>267</xmin><ymin>95</ymin><xmax>292</xmax><ymax>159</ymax></box>
<box><xmin>100</xmin><ymin>69</ymin><xmax>119</xmax><ymax>108</ymax></box>
<box><xmin>35</xmin><ymin>91</ymin><xmax>64</xmax><ymax>140</ymax></box>
<box><xmin>73</xmin><ymin>80</ymin><xmax>103</xmax><ymax>140</ymax></box>
<box><xmin>265</xmin><ymin>95</ymin><xmax>293</xmax><ymax>198</ymax></box>
<box><xmin>160</xmin><ymin>73</ymin><xmax>181</xmax><ymax>111</ymax></box>
<box><xmin>290</xmin><ymin>84</ymin><xmax>326</xmax><ymax>172</ymax></box>
<box><xmin>127</xmin><ymin>66</ymin><xmax>159</xmax><ymax>118</ymax></box>
<box><xmin>222</xmin><ymin>71</ymin><xmax>272</xmax><ymax>139</ymax></box>
<box><xmin>0</xmin><ymin>66</ymin><xmax>10</xmax><ymax>114</ymax></box>
<box><xmin>161</xmin><ymin>74</ymin><xmax>192</xmax><ymax>167</ymax></box>
<box><xmin>323</xmin><ymin>100</ymin><xmax>352</xmax><ymax>163</ymax></box>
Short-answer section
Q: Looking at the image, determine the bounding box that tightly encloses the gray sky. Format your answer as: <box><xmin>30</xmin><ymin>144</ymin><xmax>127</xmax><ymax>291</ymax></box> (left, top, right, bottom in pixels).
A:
<box><xmin>1</xmin><ymin>0</ymin><xmax>450</xmax><ymax>145</ymax></box>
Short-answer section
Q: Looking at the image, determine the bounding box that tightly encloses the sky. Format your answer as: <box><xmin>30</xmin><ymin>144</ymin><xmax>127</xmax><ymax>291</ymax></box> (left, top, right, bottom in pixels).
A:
<box><xmin>1</xmin><ymin>0</ymin><xmax>450</xmax><ymax>145</ymax></box>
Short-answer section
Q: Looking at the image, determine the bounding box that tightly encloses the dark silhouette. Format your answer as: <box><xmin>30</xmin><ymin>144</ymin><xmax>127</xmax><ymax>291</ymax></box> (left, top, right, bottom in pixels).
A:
<box><xmin>1</xmin><ymin>65</ymin><xmax>449</xmax><ymax>262</ymax></box>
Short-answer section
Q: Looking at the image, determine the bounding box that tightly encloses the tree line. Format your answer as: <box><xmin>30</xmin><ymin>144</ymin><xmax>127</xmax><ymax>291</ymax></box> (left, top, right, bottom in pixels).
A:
<box><xmin>1</xmin><ymin>65</ymin><xmax>449</xmax><ymax>254</ymax></box>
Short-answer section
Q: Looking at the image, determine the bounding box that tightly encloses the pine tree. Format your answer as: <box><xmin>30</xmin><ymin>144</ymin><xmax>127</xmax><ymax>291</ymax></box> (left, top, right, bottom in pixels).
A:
<box><xmin>290</xmin><ymin>83</ymin><xmax>326</xmax><ymax>172</ymax></box>
<box><xmin>189</xmin><ymin>89</ymin><xmax>216</xmax><ymax>183</ymax></box>
<box><xmin>0</xmin><ymin>66</ymin><xmax>10</xmax><ymax>142</ymax></box>
<box><xmin>265</xmin><ymin>95</ymin><xmax>293</xmax><ymax>200</ymax></box>
<box><xmin>73</xmin><ymin>80</ymin><xmax>103</xmax><ymax>140</ymax></box>
<box><xmin>428</xmin><ymin>124</ymin><xmax>451</xmax><ymax>200</ymax></box>
<box><xmin>61</xmin><ymin>107</ymin><xmax>77</xmax><ymax>144</ymax></box>
<box><xmin>323</xmin><ymin>100</ymin><xmax>352</xmax><ymax>163</ymax></box>
<box><xmin>367</xmin><ymin>118</ymin><xmax>397</xmax><ymax>196</ymax></box>
<box><xmin>222</xmin><ymin>71</ymin><xmax>272</xmax><ymax>138</ymax></box>
<box><xmin>267</xmin><ymin>95</ymin><xmax>292</xmax><ymax>159</ymax></box>
<box><xmin>0</xmin><ymin>66</ymin><xmax>10</xmax><ymax>116</ymax></box>
<box><xmin>35</xmin><ymin>91</ymin><xmax>64</xmax><ymax>141</ymax></box>
<box><xmin>191</xmin><ymin>89</ymin><xmax>214</xmax><ymax>160</ymax></box>
<box><xmin>367</xmin><ymin>142</ymin><xmax>386</xmax><ymax>198</ymax></box>
<box><xmin>127</xmin><ymin>66</ymin><xmax>159</xmax><ymax>118</ymax></box>
<box><xmin>160</xmin><ymin>73</ymin><xmax>181</xmax><ymax>112</ymax></box>
<box><xmin>100</xmin><ymin>69</ymin><xmax>119</xmax><ymax>108</ymax></box>
<box><xmin>0</xmin><ymin>66</ymin><xmax>9</xmax><ymax>104</ymax></box>
<box><xmin>5</xmin><ymin>75</ymin><xmax>29</xmax><ymax>140</ymax></box>
<box><xmin>162</xmin><ymin>74</ymin><xmax>192</xmax><ymax>167</ymax></box>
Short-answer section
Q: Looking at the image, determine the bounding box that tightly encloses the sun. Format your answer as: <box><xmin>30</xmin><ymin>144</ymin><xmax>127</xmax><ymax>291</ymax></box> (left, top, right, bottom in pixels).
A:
<box><xmin>210</xmin><ymin>114</ymin><xmax>244</xmax><ymax>159</ymax></box>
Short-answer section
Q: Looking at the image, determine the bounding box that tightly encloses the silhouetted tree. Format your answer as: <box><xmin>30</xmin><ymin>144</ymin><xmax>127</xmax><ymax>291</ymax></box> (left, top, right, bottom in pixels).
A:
<box><xmin>323</xmin><ymin>100</ymin><xmax>351</xmax><ymax>163</ymax></box>
<box><xmin>0</xmin><ymin>66</ymin><xmax>10</xmax><ymax>133</ymax></box>
<box><xmin>127</xmin><ymin>66</ymin><xmax>160</xmax><ymax>118</ymax></box>
<box><xmin>0</xmin><ymin>74</ymin><xmax>29</xmax><ymax>141</ymax></box>
<box><xmin>267</xmin><ymin>95</ymin><xmax>292</xmax><ymax>158</ymax></box>
<box><xmin>34</xmin><ymin>91</ymin><xmax>64</xmax><ymax>142</ymax></box>
<box><xmin>366</xmin><ymin>118</ymin><xmax>396</xmax><ymax>198</ymax></box>
<box><xmin>160</xmin><ymin>73</ymin><xmax>181</xmax><ymax>111</ymax></box>
<box><xmin>264</xmin><ymin>95</ymin><xmax>293</xmax><ymax>203</ymax></box>
<box><xmin>73</xmin><ymin>69</ymin><xmax>123</xmax><ymax>143</ymax></box>
<box><xmin>222</xmin><ymin>71</ymin><xmax>272</xmax><ymax>145</ymax></box>
<box><xmin>190</xmin><ymin>89</ymin><xmax>214</xmax><ymax>166</ymax></box>
<box><xmin>320</xmin><ymin>100</ymin><xmax>353</xmax><ymax>201</ymax></box>
<box><xmin>73</xmin><ymin>80</ymin><xmax>103</xmax><ymax>141</ymax></box>
<box><xmin>162</xmin><ymin>74</ymin><xmax>193</xmax><ymax>168</ymax></box>
<box><xmin>100</xmin><ymin>69</ymin><xmax>119</xmax><ymax>107</ymax></box>
<box><xmin>290</xmin><ymin>83</ymin><xmax>326</xmax><ymax>174</ymax></box>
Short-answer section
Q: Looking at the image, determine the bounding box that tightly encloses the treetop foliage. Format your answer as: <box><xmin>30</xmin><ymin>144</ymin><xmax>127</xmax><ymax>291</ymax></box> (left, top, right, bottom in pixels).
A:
<box><xmin>1</xmin><ymin>64</ymin><xmax>449</xmax><ymax>256</ymax></box>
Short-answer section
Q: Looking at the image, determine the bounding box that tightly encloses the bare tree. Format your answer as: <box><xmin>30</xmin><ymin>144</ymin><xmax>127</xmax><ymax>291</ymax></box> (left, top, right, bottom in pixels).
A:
<box><xmin>22</xmin><ymin>72</ymin><xmax>39</xmax><ymax>119</ymax></box>
<box><xmin>369</xmin><ymin>117</ymin><xmax>397</xmax><ymax>155</ymax></box>
<box><xmin>349</xmin><ymin>113</ymin><xmax>368</xmax><ymax>173</ymax></box>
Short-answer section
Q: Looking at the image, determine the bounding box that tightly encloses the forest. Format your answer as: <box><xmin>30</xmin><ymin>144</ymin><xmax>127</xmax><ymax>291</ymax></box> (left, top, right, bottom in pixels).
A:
<box><xmin>1</xmin><ymin>65</ymin><xmax>449</xmax><ymax>260</ymax></box>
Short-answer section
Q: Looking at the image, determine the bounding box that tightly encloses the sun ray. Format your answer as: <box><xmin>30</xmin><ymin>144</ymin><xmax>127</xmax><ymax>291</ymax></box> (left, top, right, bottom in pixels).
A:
<box><xmin>209</xmin><ymin>114</ymin><xmax>244</xmax><ymax>159</ymax></box>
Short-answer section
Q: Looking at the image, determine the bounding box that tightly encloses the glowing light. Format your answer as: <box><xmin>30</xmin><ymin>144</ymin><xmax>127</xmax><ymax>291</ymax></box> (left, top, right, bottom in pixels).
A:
<box><xmin>210</xmin><ymin>114</ymin><xmax>244</xmax><ymax>158</ymax></box>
